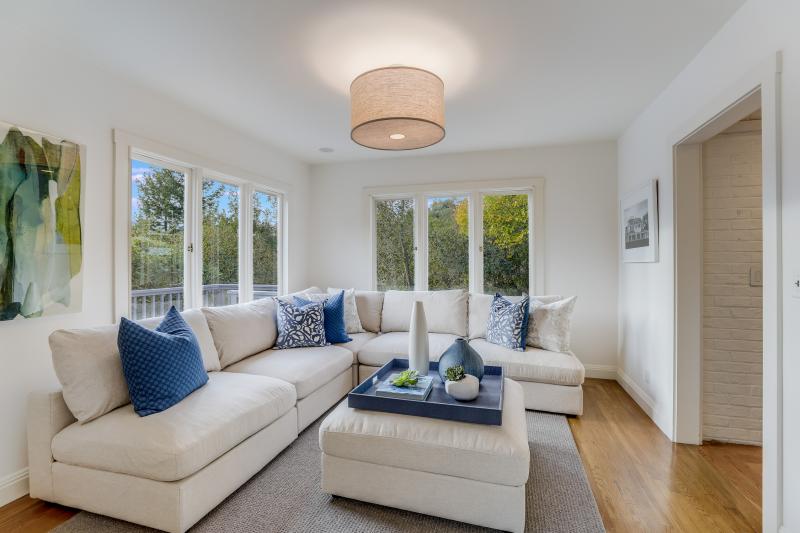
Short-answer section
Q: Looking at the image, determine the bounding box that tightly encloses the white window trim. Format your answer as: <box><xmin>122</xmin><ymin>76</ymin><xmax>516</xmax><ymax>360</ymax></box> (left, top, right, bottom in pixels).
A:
<box><xmin>113</xmin><ymin>129</ymin><xmax>289</xmax><ymax>320</ymax></box>
<box><xmin>365</xmin><ymin>178</ymin><xmax>545</xmax><ymax>294</ymax></box>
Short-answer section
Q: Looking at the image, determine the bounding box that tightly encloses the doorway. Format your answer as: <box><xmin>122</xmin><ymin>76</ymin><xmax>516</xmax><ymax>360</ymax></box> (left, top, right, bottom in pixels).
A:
<box><xmin>671</xmin><ymin>54</ymin><xmax>783</xmax><ymax>530</ymax></box>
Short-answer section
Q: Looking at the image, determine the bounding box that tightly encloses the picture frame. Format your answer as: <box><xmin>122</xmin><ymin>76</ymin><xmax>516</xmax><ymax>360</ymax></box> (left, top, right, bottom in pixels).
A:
<box><xmin>0</xmin><ymin>121</ymin><xmax>84</xmax><ymax>321</ymax></box>
<box><xmin>621</xmin><ymin>179</ymin><xmax>658</xmax><ymax>263</ymax></box>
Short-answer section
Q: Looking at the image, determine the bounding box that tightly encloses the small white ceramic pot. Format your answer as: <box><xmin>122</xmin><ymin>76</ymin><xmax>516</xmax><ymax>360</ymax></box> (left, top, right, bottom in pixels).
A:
<box><xmin>444</xmin><ymin>374</ymin><xmax>480</xmax><ymax>401</ymax></box>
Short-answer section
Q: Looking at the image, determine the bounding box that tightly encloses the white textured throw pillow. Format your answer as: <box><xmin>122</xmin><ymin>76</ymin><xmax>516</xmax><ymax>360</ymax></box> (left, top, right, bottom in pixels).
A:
<box><xmin>526</xmin><ymin>296</ymin><xmax>577</xmax><ymax>352</ymax></box>
<box><xmin>327</xmin><ymin>287</ymin><xmax>365</xmax><ymax>334</ymax></box>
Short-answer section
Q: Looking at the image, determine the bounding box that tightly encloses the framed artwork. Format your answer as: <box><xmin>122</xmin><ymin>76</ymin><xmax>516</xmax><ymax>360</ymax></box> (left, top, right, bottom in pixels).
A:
<box><xmin>621</xmin><ymin>179</ymin><xmax>658</xmax><ymax>263</ymax></box>
<box><xmin>0</xmin><ymin>122</ymin><xmax>83</xmax><ymax>321</ymax></box>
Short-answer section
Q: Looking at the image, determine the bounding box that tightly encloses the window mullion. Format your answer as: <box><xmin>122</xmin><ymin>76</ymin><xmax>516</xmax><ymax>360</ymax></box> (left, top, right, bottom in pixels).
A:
<box><xmin>472</xmin><ymin>193</ymin><xmax>484</xmax><ymax>294</ymax></box>
<box><xmin>240</xmin><ymin>184</ymin><xmax>254</xmax><ymax>302</ymax></box>
<box><xmin>188</xmin><ymin>168</ymin><xmax>203</xmax><ymax>309</ymax></box>
<box><xmin>416</xmin><ymin>194</ymin><xmax>427</xmax><ymax>291</ymax></box>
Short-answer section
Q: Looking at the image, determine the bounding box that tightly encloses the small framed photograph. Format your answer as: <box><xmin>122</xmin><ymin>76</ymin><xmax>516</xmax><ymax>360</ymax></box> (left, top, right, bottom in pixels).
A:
<box><xmin>621</xmin><ymin>179</ymin><xmax>659</xmax><ymax>262</ymax></box>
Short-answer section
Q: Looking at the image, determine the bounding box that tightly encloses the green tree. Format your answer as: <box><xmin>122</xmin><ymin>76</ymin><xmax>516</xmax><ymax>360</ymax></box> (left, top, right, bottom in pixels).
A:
<box><xmin>253</xmin><ymin>192</ymin><xmax>279</xmax><ymax>287</ymax></box>
<box><xmin>428</xmin><ymin>197</ymin><xmax>468</xmax><ymax>290</ymax></box>
<box><xmin>375</xmin><ymin>199</ymin><xmax>415</xmax><ymax>291</ymax></box>
<box><xmin>482</xmin><ymin>194</ymin><xmax>529</xmax><ymax>295</ymax></box>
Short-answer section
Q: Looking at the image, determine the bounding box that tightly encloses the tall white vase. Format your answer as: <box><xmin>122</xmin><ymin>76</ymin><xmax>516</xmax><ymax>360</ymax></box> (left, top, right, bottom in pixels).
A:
<box><xmin>408</xmin><ymin>301</ymin><xmax>430</xmax><ymax>376</ymax></box>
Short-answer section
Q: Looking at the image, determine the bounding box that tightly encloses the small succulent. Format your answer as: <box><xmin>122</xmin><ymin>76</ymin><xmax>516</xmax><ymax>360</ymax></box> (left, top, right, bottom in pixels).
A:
<box><xmin>444</xmin><ymin>365</ymin><xmax>465</xmax><ymax>382</ymax></box>
<box><xmin>391</xmin><ymin>369</ymin><xmax>419</xmax><ymax>387</ymax></box>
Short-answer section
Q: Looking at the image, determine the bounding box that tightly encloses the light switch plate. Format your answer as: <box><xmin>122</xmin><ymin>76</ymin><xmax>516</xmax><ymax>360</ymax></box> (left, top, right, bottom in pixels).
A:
<box><xmin>750</xmin><ymin>266</ymin><xmax>763</xmax><ymax>287</ymax></box>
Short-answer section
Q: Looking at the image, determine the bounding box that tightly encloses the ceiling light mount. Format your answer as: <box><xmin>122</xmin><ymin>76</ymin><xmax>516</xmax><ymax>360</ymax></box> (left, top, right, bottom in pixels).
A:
<box><xmin>350</xmin><ymin>66</ymin><xmax>445</xmax><ymax>150</ymax></box>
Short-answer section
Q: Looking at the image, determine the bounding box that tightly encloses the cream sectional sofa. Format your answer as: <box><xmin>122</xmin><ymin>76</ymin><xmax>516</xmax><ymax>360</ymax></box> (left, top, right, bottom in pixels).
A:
<box><xmin>28</xmin><ymin>288</ymin><xmax>584</xmax><ymax>533</ymax></box>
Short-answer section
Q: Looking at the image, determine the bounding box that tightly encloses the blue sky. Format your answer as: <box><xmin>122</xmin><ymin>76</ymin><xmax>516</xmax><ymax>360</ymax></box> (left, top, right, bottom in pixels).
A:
<box><xmin>132</xmin><ymin>159</ymin><xmax>277</xmax><ymax>224</ymax></box>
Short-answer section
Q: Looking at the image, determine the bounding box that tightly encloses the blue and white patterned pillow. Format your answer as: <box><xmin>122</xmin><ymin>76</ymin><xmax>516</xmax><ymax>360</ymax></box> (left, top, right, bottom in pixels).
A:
<box><xmin>117</xmin><ymin>306</ymin><xmax>208</xmax><ymax>416</ymax></box>
<box><xmin>274</xmin><ymin>298</ymin><xmax>328</xmax><ymax>349</ymax></box>
<box><xmin>486</xmin><ymin>293</ymin><xmax>530</xmax><ymax>351</ymax></box>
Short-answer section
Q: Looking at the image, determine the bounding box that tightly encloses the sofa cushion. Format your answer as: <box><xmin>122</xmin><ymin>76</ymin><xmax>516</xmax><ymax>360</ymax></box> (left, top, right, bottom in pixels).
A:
<box><xmin>380</xmin><ymin>290</ymin><xmax>467</xmax><ymax>336</ymax></box>
<box><xmin>201</xmin><ymin>298</ymin><xmax>278</xmax><ymax>369</ymax></box>
<box><xmin>225</xmin><ymin>345</ymin><xmax>353</xmax><ymax>399</ymax></box>
<box><xmin>51</xmin><ymin>372</ymin><xmax>296</xmax><ymax>482</ymax></box>
<box><xmin>118</xmin><ymin>307</ymin><xmax>209</xmax><ymax>417</ymax></box>
<box><xmin>526</xmin><ymin>296</ymin><xmax>577</xmax><ymax>352</ymax></box>
<box><xmin>486</xmin><ymin>294</ymin><xmax>530</xmax><ymax>351</ymax></box>
<box><xmin>469</xmin><ymin>293</ymin><xmax>562</xmax><ymax>340</ymax></box>
<box><xmin>327</xmin><ymin>288</ymin><xmax>365</xmax><ymax>334</ymax></box>
<box><xmin>357</xmin><ymin>332</ymin><xmax>458</xmax><ymax>367</ymax></box>
<box><xmin>353</xmin><ymin>290</ymin><xmax>384</xmax><ymax>333</ymax></box>
<box><xmin>50</xmin><ymin>309</ymin><xmax>220</xmax><ymax>424</ymax></box>
<box><xmin>319</xmin><ymin>378</ymin><xmax>529</xmax><ymax>486</ymax></box>
<box><xmin>335</xmin><ymin>332</ymin><xmax>379</xmax><ymax>364</ymax></box>
<box><xmin>469</xmin><ymin>338</ymin><xmax>585</xmax><ymax>386</ymax></box>
<box><xmin>274</xmin><ymin>299</ymin><xmax>327</xmax><ymax>349</ymax></box>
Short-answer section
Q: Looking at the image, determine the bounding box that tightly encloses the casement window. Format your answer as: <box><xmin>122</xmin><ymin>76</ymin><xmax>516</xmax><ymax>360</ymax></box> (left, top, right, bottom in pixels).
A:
<box><xmin>369</xmin><ymin>179</ymin><xmax>544</xmax><ymax>295</ymax></box>
<box><xmin>115</xmin><ymin>131</ymin><xmax>285</xmax><ymax>320</ymax></box>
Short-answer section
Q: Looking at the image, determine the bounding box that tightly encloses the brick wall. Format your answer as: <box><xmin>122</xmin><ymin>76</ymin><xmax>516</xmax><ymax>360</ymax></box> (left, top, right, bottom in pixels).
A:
<box><xmin>702</xmin><ymin>126</ymin><xmax>762</xmax><ymax>445</ymax></box>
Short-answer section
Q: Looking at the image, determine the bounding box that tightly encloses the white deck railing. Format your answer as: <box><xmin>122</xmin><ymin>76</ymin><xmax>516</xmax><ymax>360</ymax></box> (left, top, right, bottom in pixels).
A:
<box><xmin>130</xmin><ymin>284</ymin><xmax>278</xmax><ymax>320</ymax></box>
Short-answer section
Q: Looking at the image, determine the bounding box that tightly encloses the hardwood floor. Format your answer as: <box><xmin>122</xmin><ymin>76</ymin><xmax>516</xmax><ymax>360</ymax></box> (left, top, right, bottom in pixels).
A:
<box><xmin>0</xmin><ymin>378</ymin><xmax>761</xmax><ymax>533</ymax></box>
<box><xmin>570</xmin><ymin>379</ymin><xmax>762</xmax><ymax>532</ymax></box>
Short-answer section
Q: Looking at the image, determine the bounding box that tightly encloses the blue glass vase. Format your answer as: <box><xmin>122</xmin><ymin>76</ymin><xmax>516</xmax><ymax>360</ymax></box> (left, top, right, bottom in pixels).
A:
<box><xmin>438</xmin><ymin>338</ymin><xmax>485</xmax><ymax>383</ymax></box>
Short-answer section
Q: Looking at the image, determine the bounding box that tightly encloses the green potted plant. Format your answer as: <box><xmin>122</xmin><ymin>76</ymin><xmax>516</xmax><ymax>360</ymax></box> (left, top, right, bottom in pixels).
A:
<box><xmin>443</xmin><ymin>365</ymin><xmax>480</xmax><ymax>401</ymax></box>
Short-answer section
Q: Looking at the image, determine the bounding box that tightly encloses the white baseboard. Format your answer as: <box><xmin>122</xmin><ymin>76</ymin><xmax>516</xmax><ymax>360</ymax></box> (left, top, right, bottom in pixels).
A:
<box><xmin>0</xmin><ymin>468</ymin><xmax>29</xmax><ymax>507</ymax></box>
<box><xmin>584</xmin><ymin>364</ymin><xmax>617</xmax><ymax>380</ymax></box>
<box><xmin>615</xmin><ymin>368</ymin><xmax>656</xmax><ymax>419</ymax></box>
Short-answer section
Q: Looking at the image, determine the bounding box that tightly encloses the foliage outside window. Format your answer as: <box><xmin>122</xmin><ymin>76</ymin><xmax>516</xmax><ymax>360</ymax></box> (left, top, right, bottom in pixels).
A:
<box><xmin>129</xmin><ymin>156</ymin><xmax>283</xmax><ymax>319</ymax></box>
<box><xmin>131</xmin><ymin>160</ymin><xmax>186</xmax><ymax>316</ymax></box>
<box><xmin>375</xmin><ymin>198</ymin><xmax>415</xmax><ymax>291</ymax></box>
<box><xmin>202</xmin><ymin>179</ymin><xmax>240</xmax><ymax>306</ymax></box>
<box><xmin>483</xmin><ymin>194</ymin><xmax>529</xmax><ymax>295</ymax></box>
<box><xmin>253</xmin><ymin>190</ymin><xmax>279</xmax><ymax>299</ymax></box>
<box><xmin>372</xmin><ymin>188</ymin><xmax>532</xmax><ymax>295</ymax></box>
<box><xmin>428</xmin><ymin>196</ymin><xmax>469</xmax><ymax>290</ymax></box>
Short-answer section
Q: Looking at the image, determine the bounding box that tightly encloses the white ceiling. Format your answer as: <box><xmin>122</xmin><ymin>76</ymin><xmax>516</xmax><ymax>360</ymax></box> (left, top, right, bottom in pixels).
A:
<box><xmin>25</xmin><ymin>0</ymin><xmax>744</xmax><ymax>163</ymax></box>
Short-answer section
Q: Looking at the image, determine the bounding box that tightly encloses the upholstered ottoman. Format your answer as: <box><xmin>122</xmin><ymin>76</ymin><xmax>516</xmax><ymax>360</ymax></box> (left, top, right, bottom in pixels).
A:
<box><xmin>318</xmin><ymin>378</ymin><xmax>529</xmax><ymax>532</ymax></box>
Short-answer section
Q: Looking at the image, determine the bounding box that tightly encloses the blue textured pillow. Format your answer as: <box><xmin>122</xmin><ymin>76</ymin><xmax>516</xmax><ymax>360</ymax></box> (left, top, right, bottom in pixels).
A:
<box><xmin>275</xmin><ymin>298</ymin><xmax>328</xmax><ymax>349</ymax></box>
<box><xmin>294</xmin><ymin>290</ymin><xmax>352</xmax><ymax>344</ymax></box>
<box><xmin>117</xmin><ymin>307</ymin><xmax>208</xmax><ymax>416</ymax></box>
<box><xmin>486</xmin><ymin>293</ymin><xmax>530</xmax><ymax>351</ymax></box>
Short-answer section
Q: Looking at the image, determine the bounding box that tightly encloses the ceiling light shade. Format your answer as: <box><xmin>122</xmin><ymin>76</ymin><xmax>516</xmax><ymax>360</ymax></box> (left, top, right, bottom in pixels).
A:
<box><xmin>350</xmin><ymin>66</ymin><xmax>445</xmax><ymax>150</ymax></box>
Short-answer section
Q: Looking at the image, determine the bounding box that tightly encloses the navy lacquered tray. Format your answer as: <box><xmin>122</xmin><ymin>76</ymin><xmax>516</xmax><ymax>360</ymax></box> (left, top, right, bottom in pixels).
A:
<box><xmin>348</xmin><ymin>358</ymin><xmax>504</xmax><ymax>425</ymax></box>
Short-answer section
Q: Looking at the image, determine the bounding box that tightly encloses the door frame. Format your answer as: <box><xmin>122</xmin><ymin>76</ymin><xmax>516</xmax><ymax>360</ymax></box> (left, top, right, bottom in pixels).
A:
<box><xmin>670</xmin><ymin>53</ymin><xmax>782</xmax><ymax>531</ymax></box>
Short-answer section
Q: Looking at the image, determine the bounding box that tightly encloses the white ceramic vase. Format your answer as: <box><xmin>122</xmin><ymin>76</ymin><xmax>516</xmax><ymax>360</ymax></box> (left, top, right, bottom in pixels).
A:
<box><xmin>408</xmin><ymin>301</ymin><xmax>430</xmax><ymax>376</ymax></box>
<box><xmin>445</xmin><ymin>374</ymin><xmax>480</xmax><ymax>401</ymax></box>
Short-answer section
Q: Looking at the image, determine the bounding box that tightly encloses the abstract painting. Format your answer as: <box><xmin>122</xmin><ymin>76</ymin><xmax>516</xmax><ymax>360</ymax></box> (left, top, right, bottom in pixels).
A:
<box><xmin>621</xmin><ymin>179</ymin><xmax>658</xmax><ymax>263</ymax></box>
<box><xmin>0</xmin><ymin>122</ymin><xmax>82</xmax><ymax>321</ymax></box>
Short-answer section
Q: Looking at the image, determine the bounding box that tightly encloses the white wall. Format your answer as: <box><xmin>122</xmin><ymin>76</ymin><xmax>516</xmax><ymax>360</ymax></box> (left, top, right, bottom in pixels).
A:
<box><xmin>617</xmin><ymin>0</ymin><xmax>799</xmax><ymax>529</ymax></box>
<box><xmin>0</xmin><ymin>36</ymin><xmax>309</xmax><ymax>504</ymax></box>
<box><xmin>308</xmin><ymin>142</ymin><xmax>619</xmax><ymax>375</ymax></box>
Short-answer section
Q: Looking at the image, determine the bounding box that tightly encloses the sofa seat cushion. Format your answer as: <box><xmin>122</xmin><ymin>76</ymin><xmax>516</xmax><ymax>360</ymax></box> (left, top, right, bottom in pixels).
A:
<box><xmin>225</xmin><ymin>345</ymin><xmax>353</xmax><ymax>399</ymax></box>
<box><xmin>335</xmin><ymin>332</ymin><xmax>379</xmax><ymax>364</ymax></box>
<box><xmin>319</xmin><ymin>378</ymin><xmax>529</xmax><ymax>486</ymax></box>
<box><xmin>469</xmin><ymin>338</ymin><xmax>585</xmax><ymax>386</ymax></box>
<box><xmin>357</xmin><ymin>332</ymin><xmax>458</xmax><ymax>367</ymax></box>
<box><xmin>51</xmin><ymin>372</ymin><xmax>296</xmax><ymax>482</ymax></box>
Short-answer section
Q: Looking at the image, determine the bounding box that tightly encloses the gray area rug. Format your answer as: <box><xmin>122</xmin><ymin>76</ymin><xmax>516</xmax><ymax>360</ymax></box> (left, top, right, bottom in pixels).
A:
<box><xmin>53</xmin><ymin>411</ymin><xmax>604</xmax><ymax>532</ymax></box>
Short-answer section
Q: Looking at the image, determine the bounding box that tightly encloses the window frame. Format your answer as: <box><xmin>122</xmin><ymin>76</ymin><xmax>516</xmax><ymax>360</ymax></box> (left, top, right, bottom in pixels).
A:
<box><xmin>114</xmin><ymin>129</ymin><xmax>289</xmax><ymax>320</ymax></box>
<box><xmin>367</xmin><ymin>178</ymin><xmax>544</xmax><ymax>294</ymax></box>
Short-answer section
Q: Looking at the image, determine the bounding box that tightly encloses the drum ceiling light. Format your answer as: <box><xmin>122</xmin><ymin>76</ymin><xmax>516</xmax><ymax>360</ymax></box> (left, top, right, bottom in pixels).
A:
<box><xmin>350</xmin><ymin>66</ymin><xmax>445</xmax><ymax>150</ymax></box>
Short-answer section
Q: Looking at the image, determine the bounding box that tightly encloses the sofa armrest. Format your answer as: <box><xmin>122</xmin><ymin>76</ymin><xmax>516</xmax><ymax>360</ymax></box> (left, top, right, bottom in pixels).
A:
<box><xmin>27</xmin><ymin>390</ymin><xmax>75</xmax><ymax>501</ymax></box>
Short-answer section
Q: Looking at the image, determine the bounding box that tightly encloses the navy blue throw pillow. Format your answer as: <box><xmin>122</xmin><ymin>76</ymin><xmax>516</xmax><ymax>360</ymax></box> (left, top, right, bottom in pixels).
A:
<box><xmin>294</xmin><ymin>290</ymin><xmax>352</xmax><ymax>344</ymax></box>
<box><xmin>486</xmin><ymin>293</ymin><xmax>530</xmax><ymax>351</ymax></box>
<box><xmin>118</xmin><ymin>306</ymin><xmax>208</xmax><ymax>416</ymax></box>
